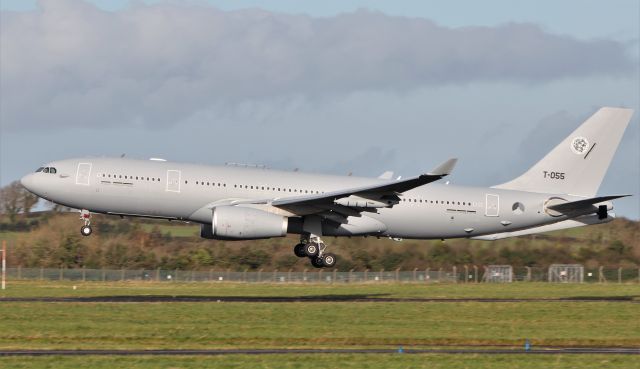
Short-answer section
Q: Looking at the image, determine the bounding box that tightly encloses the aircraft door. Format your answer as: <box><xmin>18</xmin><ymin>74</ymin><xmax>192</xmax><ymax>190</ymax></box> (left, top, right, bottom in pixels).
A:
<box><xmin>485</xmin><ymin>194</ymin><xmax>499</xmax><ymax>217</ymax></box>
<box><xmin>75</xmin><ymin>163</ymin><xmax>92</xmax><ymax>186</ymax></box>
<box><xmin>166</xmin><ymin>170</ymin><xmax>181</xmax><ymax>193</ymax></box>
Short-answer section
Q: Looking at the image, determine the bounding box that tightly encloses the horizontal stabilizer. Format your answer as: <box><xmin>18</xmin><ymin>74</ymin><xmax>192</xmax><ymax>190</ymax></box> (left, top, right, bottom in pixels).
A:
<box><xmin>547</xmin><ymin>195</ymin><xmax>630</xmax><ymax>213</ymax></box>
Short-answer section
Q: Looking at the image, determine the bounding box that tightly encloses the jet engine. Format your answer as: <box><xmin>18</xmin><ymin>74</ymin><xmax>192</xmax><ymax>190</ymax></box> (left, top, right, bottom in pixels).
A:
<box><xmin>200</xmin><ymin>206</ymin><xmax>288</xmax><ymax>240</ymax></box>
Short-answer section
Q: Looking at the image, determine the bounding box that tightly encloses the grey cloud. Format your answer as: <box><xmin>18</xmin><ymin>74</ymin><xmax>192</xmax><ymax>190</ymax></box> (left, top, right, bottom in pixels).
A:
<box><xmin>0</xmin><ymin>0</ymin><xmax>635</xmax><ymax>131</ymax></box>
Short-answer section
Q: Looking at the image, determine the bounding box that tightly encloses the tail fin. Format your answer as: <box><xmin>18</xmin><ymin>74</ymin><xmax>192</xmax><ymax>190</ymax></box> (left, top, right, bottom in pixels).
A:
<box><xmin>494</xmin><ymin>107</ymin><xmax>633</xmax><ymax>197</ymax></box>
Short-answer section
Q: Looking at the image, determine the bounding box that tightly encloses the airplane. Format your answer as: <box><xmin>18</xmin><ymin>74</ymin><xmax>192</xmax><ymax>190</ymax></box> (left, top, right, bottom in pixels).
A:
<box><xmin>20</xmin><ymin>107</ymin><xmax>634</xmax><ymax>268</ymax></box>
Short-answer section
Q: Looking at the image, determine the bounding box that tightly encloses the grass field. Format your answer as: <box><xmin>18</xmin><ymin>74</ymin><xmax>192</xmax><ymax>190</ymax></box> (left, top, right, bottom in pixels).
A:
<box><xmin>0</xmin><ymin>281</ymin><xmax>638</xmax><ymax>368</ymax></box>
<box><xmin>2</xmin><ymin>354</ymin><xmax>638</xmax><ymax>369</ymax></box>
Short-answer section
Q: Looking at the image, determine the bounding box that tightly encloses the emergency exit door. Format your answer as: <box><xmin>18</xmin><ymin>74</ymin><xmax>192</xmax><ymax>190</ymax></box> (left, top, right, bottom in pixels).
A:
<box><xmin>166</xmin><ymin>170</ymin><xmax>181</xmax><ymax>193</ymax></box>
<box><xmin>485</xmin><ymin>194</ymin><xmax>499</xmax><ymax>217</ymax></box>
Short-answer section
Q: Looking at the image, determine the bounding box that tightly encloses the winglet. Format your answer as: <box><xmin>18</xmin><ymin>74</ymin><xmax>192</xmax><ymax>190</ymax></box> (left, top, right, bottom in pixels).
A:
<box><xmin>427</xmin><ymin>158</ymin><xmax>458</xmax><ymax>176</ymax></box>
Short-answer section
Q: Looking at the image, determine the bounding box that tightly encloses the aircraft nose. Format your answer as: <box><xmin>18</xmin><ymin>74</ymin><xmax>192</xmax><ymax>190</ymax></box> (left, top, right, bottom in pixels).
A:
<box><xmin>20</xmin><ymin>173</ymin><xmax>36</xmax><ymax>193</ymax></box>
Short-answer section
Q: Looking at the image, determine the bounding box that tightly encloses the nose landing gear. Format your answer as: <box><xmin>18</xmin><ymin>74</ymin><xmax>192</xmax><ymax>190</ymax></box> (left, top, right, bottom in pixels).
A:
<box><xmin>80</xmin><ymin>209</ymin><xmax>92</xmax><ymax>236</ymax></box>
<box><xmin>292</xmin><ymin>234</ymin><xmax>337</xmax><ymax>268</ymax></box>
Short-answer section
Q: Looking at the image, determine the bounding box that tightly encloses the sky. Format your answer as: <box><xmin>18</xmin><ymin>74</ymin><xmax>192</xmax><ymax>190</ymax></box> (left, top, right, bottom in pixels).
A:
<box><xmin>1</xmin><ymin>0</ymin><xmax>639</xmax><ymax>218</ymax></box>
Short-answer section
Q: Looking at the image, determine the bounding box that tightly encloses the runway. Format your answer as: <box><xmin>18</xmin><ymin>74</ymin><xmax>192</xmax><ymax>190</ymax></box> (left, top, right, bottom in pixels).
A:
<box><xmin>0</xmin><ymin>295</ymin><xmax>637</xmax><ymax>303</ymax></box>
<box><xmin>0</xmin><ymin>347</ymin><xmax>638</xmax><ymax>356</ymax></box>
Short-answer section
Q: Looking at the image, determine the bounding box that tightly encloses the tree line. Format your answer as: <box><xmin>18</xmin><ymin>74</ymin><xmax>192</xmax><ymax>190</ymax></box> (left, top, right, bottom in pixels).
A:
<box><xmin>1</xmin><ymin>212</ymin><xmax>638</xmax><ymax>271</ymax></box>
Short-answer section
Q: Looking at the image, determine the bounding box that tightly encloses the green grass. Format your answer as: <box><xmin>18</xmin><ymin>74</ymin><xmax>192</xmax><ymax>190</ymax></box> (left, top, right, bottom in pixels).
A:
<box><xmin>0</xmin><ymin>282</ymin><xmax>638</xmax><ymax>368</ymax></box>
<box><xmin>1</xmin><ymin>300</ymin><xmax>637</xmax><ymax>349</ymax></box>
<box><xmin>2</xmin><ymin>354</ymin><xmax>639</xmax><ymax>369</ymax></box>
<box><xmin>0</xmin><ymin>282</ymin><xmax>638</xmax><ymax>350</ymax></box>
<box><xmin>1</xmin><ymin>280</ymin><xmax>639</xmax><ymax>299</ymax></box>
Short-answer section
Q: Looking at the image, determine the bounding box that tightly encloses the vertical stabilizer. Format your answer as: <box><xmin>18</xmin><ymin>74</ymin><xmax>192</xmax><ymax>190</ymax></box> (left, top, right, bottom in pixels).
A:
<box><xmin>494</xmin><ymin>107</ymin><xmax>633</xmax><ymax>197</ymax></box>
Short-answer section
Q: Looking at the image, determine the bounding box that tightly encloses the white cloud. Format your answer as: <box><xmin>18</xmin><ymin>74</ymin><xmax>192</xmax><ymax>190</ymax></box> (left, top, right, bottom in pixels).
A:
<box><xmin>0</xmin><ymin>0</ymin><xmax>635</xmax><ymax>132</ymax></box>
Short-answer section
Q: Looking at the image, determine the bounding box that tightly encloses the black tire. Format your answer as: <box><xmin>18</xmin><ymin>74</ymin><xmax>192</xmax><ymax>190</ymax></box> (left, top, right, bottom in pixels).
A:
<box><xmin>293</xmin><ymin>243</ymin><xmax>306</xmax><ymax>258</ymax></box>
<box><xmin>322</xmin><ymin>253</ymin><xmax>337</xmax><ymax>268</ymax></box>
<box><xmin>304</xmin><ymin>243</ymin><xmax>319</xmax><ymax>257</ymax></box>
<box><xmin>80</xmin><ymin>225</ymin><xmax>92</xmax><ymax>237</ymax></box>
<box><xmin>311</xmin><ymin>256</ymin><xmax>324</xmax><ymax>268</ymax></box>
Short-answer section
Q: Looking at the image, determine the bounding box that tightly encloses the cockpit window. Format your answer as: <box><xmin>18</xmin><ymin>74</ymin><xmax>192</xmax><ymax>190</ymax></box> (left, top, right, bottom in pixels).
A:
<box><xmin>50</xmin><ymin>167</ymin><xmax>57</xmax><ymax>174</ymax></box>
<box><xmin>36</xmin><ymin>167</ymin><xmax>44</xmax><ymax>172</ymax></box>
<box><xmin>43</xmin><ymin>167</ymin><xmax>50</xmax><ymax>173</ymax></box>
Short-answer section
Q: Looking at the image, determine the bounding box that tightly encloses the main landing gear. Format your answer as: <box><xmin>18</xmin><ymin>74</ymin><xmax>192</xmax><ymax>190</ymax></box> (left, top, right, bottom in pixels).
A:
<box><xmin>293</xmin><ymin>234</ymin><xmax>336</xmax><ymax>268</ymax></box>
<box><xmin>80</xmin><ymin>209</ymin><xmax>92</xmax><ymax>236</ymax></box>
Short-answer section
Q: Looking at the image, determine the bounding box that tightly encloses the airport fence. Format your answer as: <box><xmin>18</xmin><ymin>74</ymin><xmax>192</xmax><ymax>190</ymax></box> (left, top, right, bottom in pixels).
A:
<box><xmin>3</xmin><ymin>266</ymin><xmax>640</xmax><ymax>283</ymax></box>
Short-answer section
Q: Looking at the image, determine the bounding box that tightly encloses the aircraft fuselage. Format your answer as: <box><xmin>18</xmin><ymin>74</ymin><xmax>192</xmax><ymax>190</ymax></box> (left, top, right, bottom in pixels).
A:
<box><xmin>21</xmin><ymin>157</ymin><xmax>597</xmax><ymax>240</ymax></box>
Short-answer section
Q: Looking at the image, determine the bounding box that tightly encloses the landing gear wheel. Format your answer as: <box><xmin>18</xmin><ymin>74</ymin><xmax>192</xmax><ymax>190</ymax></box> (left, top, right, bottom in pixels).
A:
<box><xmin>322</xmin><ymin>253</ymin><xmax>337</xmax><ymax>268</ymax></box>
<box><xmin>80</xmin><ymin>225</ymin><xmax>93</xmax><ymax>237</ymax></box>
<box><xmin>304</xmin><ymin>243</ymin><xmax>319</xmax><ymax>257</ymax></box>
<box><xmin>293</xmin><ymin>243</ymin><xmax>306</xmax><ymax>258</ymax></box>
<box><xmin>311</xmin><ymin>256</ymin><xmax>325</xmax><ymax>268</ymax></box>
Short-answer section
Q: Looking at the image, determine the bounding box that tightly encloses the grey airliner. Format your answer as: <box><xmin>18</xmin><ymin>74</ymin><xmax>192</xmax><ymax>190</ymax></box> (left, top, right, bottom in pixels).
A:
<box><xmin>21</xmin><ymin>107</ymin><xmax>634</xmax><ymax>268</ymax></box>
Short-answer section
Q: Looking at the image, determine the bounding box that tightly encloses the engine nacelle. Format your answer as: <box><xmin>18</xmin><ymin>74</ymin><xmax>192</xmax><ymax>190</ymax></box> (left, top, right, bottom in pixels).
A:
<box><xmin>200</xmin><ymin>206</ymin><xmax>288</xmax><ymax>240</ymax></box>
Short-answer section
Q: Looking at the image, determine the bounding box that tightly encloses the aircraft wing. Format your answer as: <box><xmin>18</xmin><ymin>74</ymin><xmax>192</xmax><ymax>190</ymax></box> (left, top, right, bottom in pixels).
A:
<box><xmin>270</xmin><ymin>158</ymin><xmax>457</xmax><ymax>216</ymax></box>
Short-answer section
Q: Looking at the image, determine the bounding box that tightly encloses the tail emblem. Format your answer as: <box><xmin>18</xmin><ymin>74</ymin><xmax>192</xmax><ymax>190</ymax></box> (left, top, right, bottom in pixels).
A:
<box><xmin>570</xmin><ymin>136</ymin><xmax>589</xmax><ymax>154</ymax></box>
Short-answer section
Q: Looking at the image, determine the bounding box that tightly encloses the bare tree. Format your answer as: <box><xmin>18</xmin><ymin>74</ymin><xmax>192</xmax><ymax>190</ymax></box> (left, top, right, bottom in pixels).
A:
<box><xmin>22</xmin><ymin>186</ymin><xmax>39</xmax><ymax>214</ymax></box>
<box><xmin>0</xmin><ymin>181</ymin><xmax>24</xmax><ymax>221</ymax></box>
<box><xmin>0</xmin><ymin>181</ymin><xmax>40</xmax><ymax>221</ymax></box>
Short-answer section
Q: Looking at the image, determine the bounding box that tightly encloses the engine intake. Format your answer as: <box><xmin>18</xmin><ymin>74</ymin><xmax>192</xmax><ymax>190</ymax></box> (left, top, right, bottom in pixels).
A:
<box><xmin>201</xmin><ymin>206</ymin><xmax>288</xmax><ymax>240</ymax></box>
